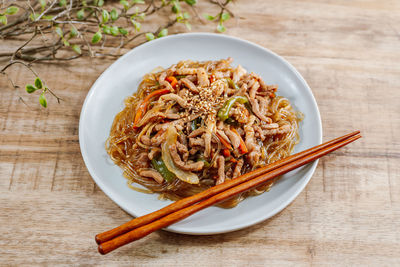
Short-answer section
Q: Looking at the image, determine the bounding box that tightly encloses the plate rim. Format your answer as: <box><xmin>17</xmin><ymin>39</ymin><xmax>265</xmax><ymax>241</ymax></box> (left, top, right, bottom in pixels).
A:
<box><xmin>79</xmin><ymin>32</ymin><xmax>323</xmax><ymax>235</ymax></box>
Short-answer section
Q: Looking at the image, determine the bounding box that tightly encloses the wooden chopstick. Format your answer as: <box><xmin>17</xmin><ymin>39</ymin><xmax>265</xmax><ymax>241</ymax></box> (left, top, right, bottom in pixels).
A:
<box><xmin>97</xmin><ymin>131</ymin><xmax>361</xmax><ymax>254</ymax></box>
<box><xmin>96</xmin><ymin>130</ymin><xmax>360</xmax><ymax>245</ymax></box>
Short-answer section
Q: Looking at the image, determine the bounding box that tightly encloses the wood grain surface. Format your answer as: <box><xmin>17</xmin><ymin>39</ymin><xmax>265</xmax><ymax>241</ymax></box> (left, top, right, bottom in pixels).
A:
<box><xmin>1</xmin><ymin>0</ymin><xmax>399</xmax><ymax>265</ymax></box>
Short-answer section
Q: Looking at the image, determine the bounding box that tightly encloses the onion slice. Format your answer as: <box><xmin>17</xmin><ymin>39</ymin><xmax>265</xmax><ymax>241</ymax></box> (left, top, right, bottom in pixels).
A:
<box><xmin>161</xmin><ymin>125</ymin><xmax>199</xmax><ymax>184</ymax></box>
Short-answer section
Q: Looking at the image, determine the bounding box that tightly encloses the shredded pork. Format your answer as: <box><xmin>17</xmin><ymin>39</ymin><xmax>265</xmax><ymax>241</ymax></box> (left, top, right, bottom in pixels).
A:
<box><xmin>107</xmin><ymin>58</ymin><xmax>301</xmax><ymax>207</ymax></box>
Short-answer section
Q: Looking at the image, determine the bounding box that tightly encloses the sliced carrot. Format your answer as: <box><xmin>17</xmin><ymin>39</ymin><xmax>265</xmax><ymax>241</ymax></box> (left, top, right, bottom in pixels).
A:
<box><xmin>222</xmin><ymin>149</ymin><xmax>231</xmax><ymax>157</ymax></box>
<box><xmin>133</xmin><ymin>88</ymin><xmax>170</xmax><ymax>128</ymax></box>
<box><xmin>209</xmin><ymin>74</ymin><xmax>215</xmax><ymax>83</ymax></box>
<box><xmin>166</xmin><ymin>76</ymin><xmax>178</xmax><ymax>88</ymax></box>
<box><xmin>231</xmin><ymin>128</ymin><xmax>248</xmax><ymax>154</ymax></box>
<box><xmin>229</xmin><ymin>158</ymin><xmax>237</xmax><ymax>163</ymax></box>
<box><xmin>216</xmin><ymin>132</ymin><xmax>232</xmax><ymax>150</ymax></box>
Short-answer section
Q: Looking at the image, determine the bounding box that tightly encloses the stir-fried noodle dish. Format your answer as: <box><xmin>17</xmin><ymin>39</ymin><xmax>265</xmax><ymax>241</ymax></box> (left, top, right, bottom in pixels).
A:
<box><xmin>107</xmin><ymin>58</ymin><xmax>302</xmax><ymax>208</ymax></box>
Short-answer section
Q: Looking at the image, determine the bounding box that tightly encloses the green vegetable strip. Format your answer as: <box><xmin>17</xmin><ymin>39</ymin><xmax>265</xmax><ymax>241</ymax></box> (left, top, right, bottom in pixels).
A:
<box><xmin>196</xmin><ymin>156</ymin><xmax>210</xmax><ymax>168</ymax></box>
<box><xmin>217</xmin><ymin>95</ymin><xmax>249</xmax><ymax>121</ymax></box>
<box><xmin>226</xmin><ymin>78</ymin><xmax>240</xmax><ymax>90</ymax></box>
<box><xmin>151</xmin><ymin>157</ymin><xmax>176</xmax><ymax>182</ymax></box>
<box><xmin>191</xmin><ymin>117</ymin><xmax>202</xmax><ymax>131</ymax></box>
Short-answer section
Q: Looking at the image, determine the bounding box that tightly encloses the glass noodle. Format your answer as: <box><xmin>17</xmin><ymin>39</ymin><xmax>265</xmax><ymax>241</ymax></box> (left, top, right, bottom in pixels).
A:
<box><xmin>106</xmin><ymin>58</ymin><xmax>302</xmax><ymax>208</ymax></box>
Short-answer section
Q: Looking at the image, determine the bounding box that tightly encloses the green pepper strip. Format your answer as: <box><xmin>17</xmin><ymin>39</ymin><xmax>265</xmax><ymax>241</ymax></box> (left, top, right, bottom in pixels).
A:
<box><xmin>226</xmin><ymin>78</ymin><xmax>240</xmax><ymax>90</ymax></box>
<box><xmin>191</xmin><ymin>117</ymin><xmax>202</xmax><ymax>131</ymax></box>
<box><xmin>151</xmin><ymin>157</ymin><xmax>176</xmax><ymax>183</ymax></box>
<box><xmin>217</xmin><ymin>95</ymin><xmax>249</xmax><ymax>121</ymax></box>
<box><xmin>196</xmin><ymin>157</ymin><xmax>210</xmax><ymax>168</ymax></box>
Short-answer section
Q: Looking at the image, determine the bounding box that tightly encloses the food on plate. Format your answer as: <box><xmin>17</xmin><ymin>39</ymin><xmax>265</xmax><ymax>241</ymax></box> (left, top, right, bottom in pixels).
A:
<box><xmin>106</xmin><ymin>58</ymin><xmax>302</xmax><ymax>208</ymax></box>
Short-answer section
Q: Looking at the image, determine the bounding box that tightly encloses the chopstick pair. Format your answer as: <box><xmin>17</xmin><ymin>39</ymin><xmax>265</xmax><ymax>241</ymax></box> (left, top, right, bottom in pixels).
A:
<box><xmin>96</xmin><ymin>131</ymin><xmax>361</xmax><ymax>254</ymax></box>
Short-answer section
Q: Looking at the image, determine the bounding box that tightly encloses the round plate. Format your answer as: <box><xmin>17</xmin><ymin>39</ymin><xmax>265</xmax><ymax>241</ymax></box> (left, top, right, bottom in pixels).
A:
<box><xmin>79</xmin><ymin>33</ymin><xmax>322</xmax><ymax>235</ymax></box>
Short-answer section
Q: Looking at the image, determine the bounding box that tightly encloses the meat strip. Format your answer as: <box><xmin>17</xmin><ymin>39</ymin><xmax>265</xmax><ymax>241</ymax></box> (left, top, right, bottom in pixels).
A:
<box><xmin>139</xmin><ymin>169</ymin><xmax>164</xmax><ymax>184</ymax></box>
<box><xmin>244</xmin><ymin>115</ymin><xmax>261</xmax><ymax>165</ymax></box>
<box><xmin>216</xmin><ymin>156</ymin><xmax>225</xmax><ymax>185</ymax></box>
<box><xmin>175</xmin><ymin>68</ymin><xmax>197</xmax><ymax>75</ymax></box>
<box><xmin>136</xmin><ymin>152</ymin><xmax>149</xmax><ymax>168</ymax></box>
<box><xmin>148</xmin><ymin>148</ymin><xmax>161</xmax><ymax>160</ymax></box>
<box><xmin>159</xmin><ymin>93</ymin><xmax>187</xmax><ymax>108</ymax></box>
<box><xmin>249</xmin><ymin>81</ymin><xmax>260</xmax><ymax>99</ymax></box>
<box><xmin>181</xmin><ymin>78</ymin><xmax>199</xmax><ymax>93</ymax></box>
<box><xmin>158</xmin><ymin>72</ymin><xmax>174</xmax><ymax>91</ymax></box>
<box><xmin>224</xmin><ymin>127</ymin><xmax>240</xmax><ymax>149</ymax></box>
<box><xmin>189</xmin><ymin>137</ymin><xmax>205</xmax><ymax>147</ymax></box>
<box><xmin>188</xmin><ymin>128</ymin><xmax>205</xmax><ymax>138</ymax></box>
<box><xmin>261</xmin><ymin>124</ymin><xmax>291</xmax><ymax>136</ymax></box>
<box><xmin>197</xmin><ymin>67</ymin><xmax>210</xmax><ymax>87</ymax></box>
<box><xmin>169</xmin><ymin>144</ymin><xmax>204</xmax><ymax>171</ymax></box>
<box><xmin>176</xmin><ymin>141</ymin><xmax>189</xmax><ymax>162</ymax></box>
<box><xmin>216</xmin><ymin>130</ymin><xmax>231</xmax><ymax>145</ymax></box>
<box><xmin>249</xmin><ymin>97</ymin><xmax>272</xmax><ymax>123</ymax></box>
<box><xmin>232</xmin><ymin>159</ymin><xmax>244</xmax><ymax>178</ymax></box>
<box><xmin>232</xmin><ymin>64</ymin><xmax>247</xmax><ymax>83</ymax></box>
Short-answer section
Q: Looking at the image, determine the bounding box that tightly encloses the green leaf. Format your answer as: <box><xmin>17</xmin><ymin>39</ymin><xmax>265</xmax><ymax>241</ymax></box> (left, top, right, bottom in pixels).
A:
<box><xmin>42</xmin><ymin>15</ymin><xmax>53</xmax><ymax>20</ymax></box>
<box><xmin>102</xmin><ymin>25</ymin><xmax>111</xmax><ymax>34</ymax></box>
<box><xmin>34</xmin><ymin>77</ymin><xmax>43</xmax><ymax>89</ymax></box>
<box><xmin>120</xmin><ymin>0</ymin><xmax>129</xmax><ymax>10</ymax></box>
<box><xmin>97</xmin><ymin>0</ymin><xmax>104</xmax><ymax>6</ymax></box>
<box><xmin>110</xmin><ymin>8</ymin><xmax>118</xmax><ymax>21</ymax></box>
<box><xmin>185</xmin><ymin>21</ymin><xmax>191</xmax><ymax>31</ymax></box>
<box><xmin>172</xmin><ymin>1</ymin><xmax>180</xmax><ymax>13</ymax></box>
<box><xmin>39</xmin><ymin>93</ymin><xmax>47</xmax><ymax>108</ymax></box>
<box><xmin>55</xmin><ymin>26</ymin><xmax>63</xmax><ymax>37</ymax></box>
<box><xmin>101</xmin><ymin>9</ymin><xmax>109</xmax><ymax>23</ymax></box>
<box><xmin>26</xmin><ymin>84</ymin><xmax>37</xmax><ymax>93</ymax></box>
<box><xmin>59</xmin><ymin>0</ymin><xmax>66</xmax><ymax>7</ymax></box>
<box><xmin>217</xmin><ymin>22</ymin><xmax>226</xmax><ymax>33</ymax></box>
<box><xmin>203</xmin><ymin>14</ymin><xmax>214</xmax><ymax>21</ymax></box>
<box><xmin>63</xmin><ymin>39</ymin><xmax>70</xmax><ymax>46</ymax></box>
<box><xmin>131</xmin><ymin>18</ymin><xmax>141</xmax><ymax>31</ymax></box>
<box><xmin>110</xmin><ymin>26</ymin><xmax>119</xmax><ymax>36</ymax></box>
<box><xmin>69</xmin><ymin>26</ymin><xmax>78</xmax><ymax>38</ymax></box>
<box><xmin>184</xmin><ymin>0</ymin><xmax>196</xmax><ymax>5</ymax></box>
<box><xmin>91</xmin><ymin>31</ymin><xmax>102</xmax><ymax>43</ymax></box>
<box><xmin>76</xmin><ymin>9</ymin><xmax>84</xmax><ymax>20</ymax></box>
<box><xmin>40</xmin><ymin>0</ymin><xmax>47</xmax><ymax>10</ymax></box>
<box><xmin>132</xmin><ymin>0</ymin><xmax>145</xmax><ymax>3</ymax></box>
<box><xmin>157</xmin><ymin>28</ymin><xmax>168</xmax><ymax>38</ymax></box>
<box><xmin>221</xmin><ymin>12</ymin><xmax>230</xmax><ymax>22</ymax></box>
<box><xmin>145</xmin><ymin>32</ymin><xmax>155</xmax><ymax>41</ymax></box>
<box><xmin>119</xmin><ymin>27</ymin><xmax>128</xmax><ymax>35</ymax></box>
<box><xmin>71</xmin><ymin>44</ymin><xmax>82</xmax><ymax>54</ymax></box>
<box><xmin>138</xmin><ymin>13</ymin><xmax>145</xmax><ymax>20</ymax></box>
<box><xmin>0</xmin><ymin>15</ymin><xmax>6</xmax><ymax>25</ymax></box>
<box><xmin>5</xmin><ymin>6</ymin><xmax>19</xmax><ymax>15</ymax></box>
<box><xmin>183</xmin><ymin>12</ymin><xmax>190</xmax><ymax>19</ymax></box>
<box><xmin>29</xmin><ymin>13</ymin><xmax>40</xmax><ymax>21</ymax></box>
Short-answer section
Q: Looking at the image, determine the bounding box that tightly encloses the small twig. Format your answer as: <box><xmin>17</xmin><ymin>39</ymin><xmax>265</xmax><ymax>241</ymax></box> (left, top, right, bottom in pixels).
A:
<box><xmin>18</xmin><ymin>96</ymin><xmax>34</xmax><ymax>109</ymax></box>
<box><xmin>1</xmin><ymin>0</ymin><xmax>235</xmax><ymax>108</ymax></box>
<box><xmin>209</xmin><ymin>0</ymin><xmax>234</xmax><ymax>17</ymax></box>
<box><xmin>35</xmin><ymin>0</ymin><xmax>58</xmax><ymax>21</ymax></box>
<box><xmin>11</xmin><ymin>27</ymin><xmax>38</xmax><ymax>61</ymax></box>
<box><xmin>1</xmin><ymin>71</ymin><xmax>20</xmax><ymax>89</ymax></box>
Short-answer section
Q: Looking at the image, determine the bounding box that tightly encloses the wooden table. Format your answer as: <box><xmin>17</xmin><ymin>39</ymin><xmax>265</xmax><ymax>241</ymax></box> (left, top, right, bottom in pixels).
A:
<box><xmin>1</xmin><ymin>0</ymin><xmax>399</xmax><ymax>265</ymax></box>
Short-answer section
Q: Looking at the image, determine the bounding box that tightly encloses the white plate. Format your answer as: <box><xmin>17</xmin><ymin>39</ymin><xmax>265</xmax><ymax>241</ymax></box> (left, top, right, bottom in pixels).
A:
<box><xmin>79</xmin><ymin>33</ymin><xmax>322</xmax><ymax>235</ymax></box>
